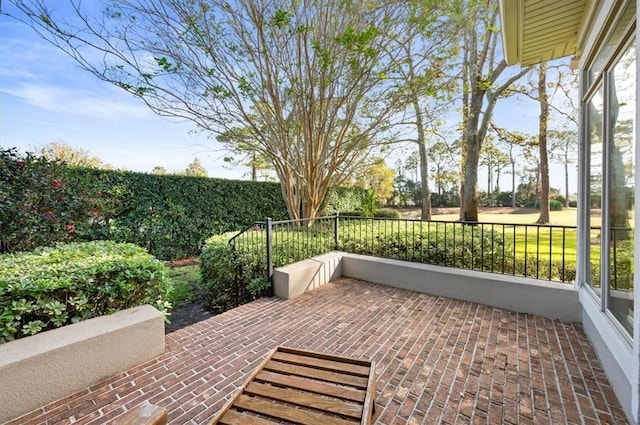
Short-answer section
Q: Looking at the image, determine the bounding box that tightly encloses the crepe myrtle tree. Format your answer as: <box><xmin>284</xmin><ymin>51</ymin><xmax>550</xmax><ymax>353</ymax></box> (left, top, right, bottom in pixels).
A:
<box><xmin>6</xmin><ymin>0</ymin><xmax>408</xmax><ymax>220</ymax></box>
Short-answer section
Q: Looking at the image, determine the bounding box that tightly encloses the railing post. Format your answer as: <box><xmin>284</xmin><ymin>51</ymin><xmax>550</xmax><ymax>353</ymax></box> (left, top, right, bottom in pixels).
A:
<box><xmin>265</xmin><ymin>217</ymin><xmax>274</xmax><ymax>297</ymax></box>
<box><xmin>334</xmin><ymin>212</ymin><xmax>340</xmax><ymax>249</ymax></box>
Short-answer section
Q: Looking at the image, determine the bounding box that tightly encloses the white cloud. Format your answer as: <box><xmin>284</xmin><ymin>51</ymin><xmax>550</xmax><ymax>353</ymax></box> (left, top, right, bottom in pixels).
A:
<box><xmin>1</xmin><ymin>83</ymin><xmax>152</xmax><ymax>120</ymax></box>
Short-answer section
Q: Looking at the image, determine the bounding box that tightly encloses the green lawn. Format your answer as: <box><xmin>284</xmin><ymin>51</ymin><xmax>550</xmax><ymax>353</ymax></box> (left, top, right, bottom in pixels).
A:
<box><xmin>429</xmin><ymin>208</ymin><xmax>580</xmax><ymax>226</ymax></box>
<box><xmin>166</xmin><ymin>264</ymin><xmax>200</xmax><ymax>307</ymax></box>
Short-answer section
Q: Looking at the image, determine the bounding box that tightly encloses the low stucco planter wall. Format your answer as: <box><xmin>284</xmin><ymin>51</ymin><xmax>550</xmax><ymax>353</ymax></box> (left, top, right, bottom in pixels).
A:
<box><xmin>273</xmin><ymin>251</ymin><xmax>343</xmax><ymax>299</ymax></box>
<box><xmin>342</xmin><ymin>253</ymin><xmax>580</xmax><ymax>322</ymax></box>
<box><xmin>274</xmin><ymin>252</ymin><xmax>580</xmax><ymax>322</ymax></box>
<box><xmin>0</xmin><ymin>305</ymin><xmax>165</xmax><ymax>424</ymax></box>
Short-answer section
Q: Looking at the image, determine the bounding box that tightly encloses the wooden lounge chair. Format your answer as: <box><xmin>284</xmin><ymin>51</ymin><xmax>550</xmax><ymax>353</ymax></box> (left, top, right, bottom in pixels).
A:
<box><xmin>209</xmin><ymin>346</ymin><xmax>376</xmax><ymax>425</ymax></box>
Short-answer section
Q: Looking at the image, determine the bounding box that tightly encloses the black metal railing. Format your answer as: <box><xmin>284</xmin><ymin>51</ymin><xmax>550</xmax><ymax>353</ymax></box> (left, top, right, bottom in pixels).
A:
<box><xmin>337</xmin><ymin>216</ymin><xmax>579</xmax><ymax>282</ymax></box>
<box><xmin>228</xmin><ymin>214</ymin><xmax>587</xmax><ymax>297</ymax></box>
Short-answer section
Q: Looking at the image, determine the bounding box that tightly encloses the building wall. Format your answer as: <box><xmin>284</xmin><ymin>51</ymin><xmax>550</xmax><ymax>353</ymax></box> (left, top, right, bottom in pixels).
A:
<box><xmin>633</xmin><ymin>1</ymin><xmax>639</xmax><ymax>419</ymax></box>
<box><xmin>577</xmin><ymin>0</ymin><xmax>639</xmax><ymax>422</ymax></box>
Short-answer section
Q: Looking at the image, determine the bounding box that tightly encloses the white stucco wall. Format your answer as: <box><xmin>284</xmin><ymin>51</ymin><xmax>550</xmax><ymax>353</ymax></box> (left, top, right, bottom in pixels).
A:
<box><xmin>0</xmin><ymin>305</ymin><xmax>165</xmax><ymax>423</ymax></box>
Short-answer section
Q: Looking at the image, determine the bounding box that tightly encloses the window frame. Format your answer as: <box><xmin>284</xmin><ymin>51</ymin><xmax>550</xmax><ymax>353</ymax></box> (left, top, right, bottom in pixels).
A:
<box><xmin>581</xmin><ymin>0</ymin><xmax>636</xmax><ymax>340</ymax></box>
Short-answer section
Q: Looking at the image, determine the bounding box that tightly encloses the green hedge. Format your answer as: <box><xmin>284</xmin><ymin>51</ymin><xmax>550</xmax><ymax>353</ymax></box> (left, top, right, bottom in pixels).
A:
<box><xmin>2</xmin><ymin>149</ymin><xmax>366</xmax><ymax>260</ymax></box>
<box><xmin>64</xmin><ymin>168</ymin><xmax>290</xmax><ymax>260</ymax></box>
<box><xmin>340</xmin><ymin>210</ymin><xmax>401</xmax><ymax>218</ymax></box>
<box><xmin>200</xmin><ymin>220</ymin><xmax>515</xmax><ymax>311</ymax></box>
<box><xmin>0</xmin><ymin>241</ymin><xmax>171</xmax><ymax>342</ymax></box>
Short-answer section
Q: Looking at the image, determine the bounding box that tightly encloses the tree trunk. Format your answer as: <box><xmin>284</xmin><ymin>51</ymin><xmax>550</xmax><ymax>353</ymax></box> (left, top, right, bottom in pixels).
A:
<box><xmin>536</xmin><ymin>63</ymin><xmax>550</xmax><ymax>224</ymax></box>
<box><xmin>419</xmin><ymin>142</ymin><xmax>432</xmax><ymax>220</ymax></box>
<box><xmin>564</xmin><ymin>160</ymin><xmax>569</xmax><ymax>207</ymax></box>
<box><xmin>462</xmin><ymin>133</ymin><xmax>480</xmax><ymax>221</ymax></box>
<box><xmin>511</xmin><ymin>152</ymin><xmax>516</xmax><ymax>208</ymax></box>
<box><xmin>413</xmin><ymin>94</ymin><xmax>431</xmax><ymax>220</ymax></box>
<box><xmin>487</xmin><ymin>164</ymin><xmax>492</xmax><ymax>205</ymax></box>
<box><xmin>251</xmin><ymin>152</ymin><xmax>257</xmax><ymax>182</ymax></box>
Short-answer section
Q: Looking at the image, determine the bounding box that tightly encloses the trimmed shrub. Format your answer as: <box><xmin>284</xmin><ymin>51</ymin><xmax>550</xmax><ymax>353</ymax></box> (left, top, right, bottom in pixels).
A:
<box><xmin>374</xmin><ymin>209</ymin><xmax>401</xmax><ymax>219</ymax></box>
<box><xmin>68</xmin><ymin>168</ymin><xmax>289</xmax><ymax>260</ymax></box>
<box><xmin>0</xmin><ymin>241</ymin><xmax>171</xmax><ymax>342</ymax></box>
<box><xmin>200</xmin><ymin>233</ymin><xmax>268</xmax><ymax>313</ymax></box>
<box><xmin>569</xmin><ymin>200</ymin><xmax>577</xmax><ymax>207</ymax></box>
<box><xmin>339</xmin><ymin>210</ymin><xmax>400</xmax><ymax>218</ymax></box>
<box><xmin>550</xmin><ymin>200</ymin><xmax>564</xmax><ymax>211</ymax></box>
<box><xmin>338</xmin><ymin>221</ymin><xmax>511</xmax><ymax>272</ymax></box>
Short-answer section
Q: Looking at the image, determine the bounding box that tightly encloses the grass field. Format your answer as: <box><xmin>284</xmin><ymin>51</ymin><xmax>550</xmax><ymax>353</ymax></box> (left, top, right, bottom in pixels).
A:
<box><xmin>397</xmin><ymin>206</ymin><xmax>581</xmax><ymax>226</ymax></box>
<box><xmin>388</xmin><ymin>207</ymin><xmax>580</xmax><ymax>269</ymax></box>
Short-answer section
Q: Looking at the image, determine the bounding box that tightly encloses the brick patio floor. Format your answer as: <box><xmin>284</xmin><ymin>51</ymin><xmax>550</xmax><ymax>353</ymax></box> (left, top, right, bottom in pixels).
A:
<box><xmin>7</xmin><ymin>278</ymin><xmax>629</xmax><ymax>425</ymax></box>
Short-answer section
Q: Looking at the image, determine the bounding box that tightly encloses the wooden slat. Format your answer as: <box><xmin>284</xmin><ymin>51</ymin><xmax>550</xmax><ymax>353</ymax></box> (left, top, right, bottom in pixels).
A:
<box><xmin>218</xmin><ymin>409</ymin><xmax>277</xmax><ymax>425</ymax></box>
<box><xmin>209</xmin><ymin>347</ymin><xmax>376</xmax><ymax>425</ymax></box>
<box><xmin>278</xmin><ymin>347</ymin><xmax>372</xmax><ymax>367</ymax></box>
<box><xmin>208</xmin><ymin>348</ymin><xmax>278</xmax><ymax>425</ymax></box>
<box><xmin>264</xmin><ymin>360</ymin><xmax>369</xmax><ymax>389</ymax></box>
<box><xmin>272</xmin><ymin>351</ymin><xmax>370</xmax><ymax>376</ymax></box>
<box><xmin>245</xmin><ymin>382</ymin><xmax>363</xmax><ymax>419</ymax></box>
<box><xmin>233</xmin><ymin>395</ymin><xmax>359</xmax><ymax>425</ymax></box>
<box><xmin>255</xmin><ymin>370</ymin><xmax>366</xmax><ymax>403</ymax></box>
<box><xmin>361</xmin><ymin>361</ymin><xmax>377</xmax><ymax>425</ymax></box>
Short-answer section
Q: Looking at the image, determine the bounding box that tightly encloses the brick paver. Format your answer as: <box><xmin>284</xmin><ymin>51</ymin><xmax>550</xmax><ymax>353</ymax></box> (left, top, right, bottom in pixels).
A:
<box><xmin>6</xmin><ymin>278</ymin><xmax>629</xmax><ymax>424</ymax></box>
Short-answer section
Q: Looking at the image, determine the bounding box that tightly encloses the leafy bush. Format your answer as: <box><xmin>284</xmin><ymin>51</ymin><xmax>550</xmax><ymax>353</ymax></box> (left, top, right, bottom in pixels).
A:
<box><xmin>0</xmin><ymin>148</ymin><xmax>118</xmax><ymax>253</ymax></box>
<box><xmin>339</xmin><ymin>211</ymin><xmax>364</xmax><ymax>217</ymax></box>
<box><xmin>338</xmin><ymin>220</ymin><xmax>511</xmax><ymax>272</ymax></box>
<box><xmin>569</xmin><ymin>200</ymin><xmax>577</xmax><ymax>208</ymax></box>
<box><xmin>360</xmin><ymin>189</ymin><xmax>378</xmax><ymax>217</ymax></box>
<box><xmin>0</xmin><ymin>241</ymin><xmax>171</xmax><ymax>342</ymax></box>
<box><xmin>553</xmin><ymin>195</ymin><xmax>566</xmax><ymax>206</ymax></box>
<box><xmin>324</xmin><ymin>187</ymin><xmax>366</xmax><ymax>213</ymax></box>
<box><xmin>200</xmin><ymin>234</ymin><xmax>268</xmax><ymax>313</ymax></box>
<box><xmin>550</xmin><ymin>200</ymin><xmax>564</xmax><ymax>211</ymax></box>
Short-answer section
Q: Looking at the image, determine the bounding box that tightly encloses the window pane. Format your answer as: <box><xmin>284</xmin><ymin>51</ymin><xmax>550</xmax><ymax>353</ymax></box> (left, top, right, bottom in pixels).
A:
<box><xmin>587</xmin><ymin>88</ymin><xmax>604</xmax><ymax>296</ymax></box>
<box><xmin>589</xmin><ymin>2</ymin><xmax>636</xmax><ymax>83</ymax></box>
<box><xmin>608</xmin><ymin>39</ymin><xmax>635</xmax><ymax>335</ymax></box>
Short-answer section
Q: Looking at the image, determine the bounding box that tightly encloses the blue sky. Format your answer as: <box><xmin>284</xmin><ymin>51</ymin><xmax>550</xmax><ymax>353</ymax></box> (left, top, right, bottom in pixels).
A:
<box><xmin>0</xmin><ymin>4</ymin><xmax>578</xmax><ymax>194</ymax></box>
<box><xmin>0</xmin><ymin>8</ymin><xmax>240</xmax><ymax>179</ymax></box>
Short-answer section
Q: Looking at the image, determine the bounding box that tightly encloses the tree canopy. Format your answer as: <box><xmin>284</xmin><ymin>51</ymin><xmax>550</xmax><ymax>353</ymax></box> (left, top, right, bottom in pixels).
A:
<box><xmin>7</xmin><ymin>0</ymin><xmax>413</xmax><ymax>219</ymax></box>
<box><xmin>37</xmin><ymin>141</ymin><xmax>112</xmax><ymax>169</ymax></box>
